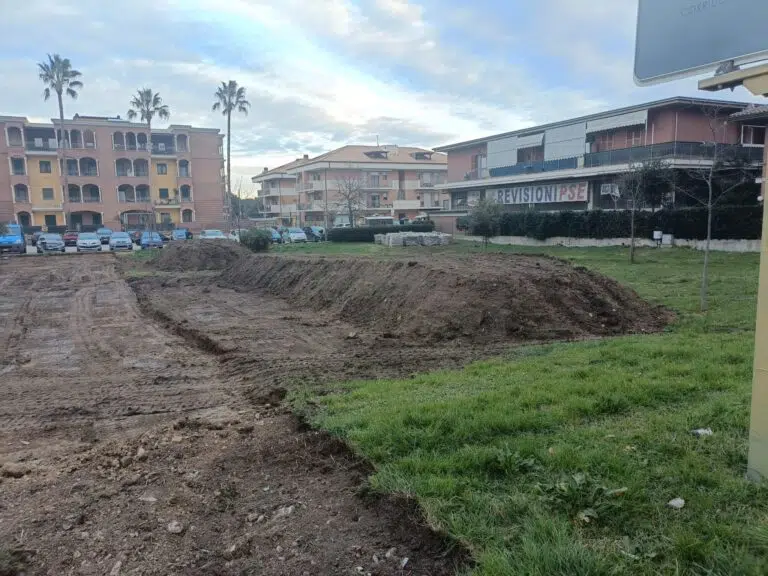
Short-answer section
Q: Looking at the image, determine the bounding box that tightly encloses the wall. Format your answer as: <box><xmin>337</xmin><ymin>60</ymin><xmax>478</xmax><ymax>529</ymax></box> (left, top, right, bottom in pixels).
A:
<box><xmin>457</xmin><ymin>235</ymin><xmax>762</xmax><ymax>253</ymax></box>
<box><xmin>647</xmin><ymin>107</ymin><xmax>740</xmax><ymax>145</ymax></box>
<box><xmin>446</xmin><ymin>144</ymin><xmax>486</xmax><ymax>183</ymax></box>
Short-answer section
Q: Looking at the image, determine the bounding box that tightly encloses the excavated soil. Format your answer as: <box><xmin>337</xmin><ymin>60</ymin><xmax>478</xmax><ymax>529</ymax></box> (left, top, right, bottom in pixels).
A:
<box><xmin>153</xmin><ymin>240</ymin><xmax>252</xmax><ymax>272</ymax></box>
<box><xmin>220</xmin><ymin>252</ymin><xmax>672</xmax><ymax>343</ymax></box>
<box><xmin>0</xmin><ymin>246</ymin><xmax>670</xmax><ymax>575</ymax></box>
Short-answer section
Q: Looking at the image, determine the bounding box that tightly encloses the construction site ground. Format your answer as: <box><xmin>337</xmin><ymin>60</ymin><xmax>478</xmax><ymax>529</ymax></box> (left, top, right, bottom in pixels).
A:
<box><xmin>0</xmin><ymin>246</ymin><xmax>668</xmax><ymax>575</ymax></box>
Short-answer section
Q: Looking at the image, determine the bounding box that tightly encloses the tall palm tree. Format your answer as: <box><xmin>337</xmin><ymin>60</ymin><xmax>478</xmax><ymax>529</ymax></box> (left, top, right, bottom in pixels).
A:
<box><xmin>127</xmin><ymin>89</ymin><xmax>170</xmax><ymax>231</ymax></box>
<box><xmin>38</xmin><ymin>54</ymin><xmax>83</xmax><ymax>228</ymax></box>
<box><xmin>212</xmin><ymin>81</ymin><xmax>250</xmax><ymax>229</ymax></box>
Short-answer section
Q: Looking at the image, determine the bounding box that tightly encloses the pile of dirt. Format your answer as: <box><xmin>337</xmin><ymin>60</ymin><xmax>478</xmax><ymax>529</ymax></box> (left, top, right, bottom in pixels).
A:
<box><xmin>153</xmin><ymin>240</ymin><xmax>252</xmax><ymax>271</ymax></box>
<box><xmin>221</xmin><ymin>253</ymin><xmax>672</xmax><ymax>343</ymax></box>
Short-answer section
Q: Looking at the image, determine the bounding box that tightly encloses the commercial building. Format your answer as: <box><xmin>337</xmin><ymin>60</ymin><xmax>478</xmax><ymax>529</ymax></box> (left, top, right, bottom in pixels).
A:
<box><xmin>0</xmin><ymin>114</ymin><xmax>226</xmax><ymax>231</ymax></box>
<box><xmin>251</xmin><ymin>145</ymin><xmax>448</xmax><ymax>226</ymax></box>
<box><xmin>434</xmin><ymin>97</ymin><xmax>765</xmax><ymax>214</ymax></box>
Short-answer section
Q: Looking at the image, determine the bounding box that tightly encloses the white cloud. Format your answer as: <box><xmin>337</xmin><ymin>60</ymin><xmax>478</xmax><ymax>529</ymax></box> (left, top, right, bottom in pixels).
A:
<box><xmin>0</xmin><ymin>0</ymin><xmax>762</xmax><ymax>194</ymax></box>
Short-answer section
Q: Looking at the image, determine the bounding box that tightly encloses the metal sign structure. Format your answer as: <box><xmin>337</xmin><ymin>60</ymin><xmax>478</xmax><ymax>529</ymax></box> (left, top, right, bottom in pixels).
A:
<box><xmin>635</xmin><ymin>0</ymin><xmax>768</xmax><ymax>86</ymax></box>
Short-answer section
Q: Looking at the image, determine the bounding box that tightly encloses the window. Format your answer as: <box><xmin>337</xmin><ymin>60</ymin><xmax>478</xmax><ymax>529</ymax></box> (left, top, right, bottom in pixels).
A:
<box><xmin>626</xmin><ymin>130</ymin><xmax>643</xmax><ymax>148</ymax></box>
<box><xmin>11</xmin><ymin>157</ymin><xmax>25</xmax><ymax>175</ymax></box>
<box><xmin>44</xmin><ymin>215</ymin><xmax>57</xmax><ymax>227</ymax></box>
<box><xmin>371</xmin><ymin>194</ymin><xmax>380</xmax><ymax>208</ymax></box>
<box><xmin>742</xmin><ymin>125</ymin><xmax>766</xmax><ymax>147</ymax></box>
<box><xmin>157</xmin><ymin>163</ymin><xmax>168</xmax><ymax>175</ymax></box>
<box><xmin>369</xmin><ymin>174</ymin><xmax>380</xmax><ymax>187</ymax></box>
<box><xmin>159</xmin><ymin>188</ymin><xmax>169</xmax><ymax>199</ymax></box>
<box><xmin>39</xmin><ymin>160</ymin><xmax>52</xmax><ymax>174</ymax></box>
<box><xmin>470</xmin><ymin>154</ymin><xmax>487</xmax><ymax>178</ymax></box>
<box><xmin>42</xmin><ymin>188</ymin><xmax>54</xmax><ymax>201</ymax></box>
<box><xmin>160</xmin><ymin>212</ymin><xmax>171</xmax><ymax>224</ymax></box>
<box><xmin>397</xmin><ymin>189</ymin><xmax>405</xmax><ymax>200</ymax></box>
<box><xmin>311</xmin><ymin>173</ymin><xmax>321</xmax><ymax>181</ymax></box>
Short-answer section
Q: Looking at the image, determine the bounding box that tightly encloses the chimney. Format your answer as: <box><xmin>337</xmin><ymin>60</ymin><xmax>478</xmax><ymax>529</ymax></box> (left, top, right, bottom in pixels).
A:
<box><xmin>303</xmin><ymin>154</ymin><xmax>309</xmax><ymax>160</ymax></box>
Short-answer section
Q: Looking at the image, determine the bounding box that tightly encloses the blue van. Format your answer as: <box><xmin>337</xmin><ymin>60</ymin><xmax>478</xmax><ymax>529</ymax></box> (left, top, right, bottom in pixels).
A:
<box><xmin>0</xmin><ymin>224</ymin><xmax>26</xmax><ymax>254</ymax></box>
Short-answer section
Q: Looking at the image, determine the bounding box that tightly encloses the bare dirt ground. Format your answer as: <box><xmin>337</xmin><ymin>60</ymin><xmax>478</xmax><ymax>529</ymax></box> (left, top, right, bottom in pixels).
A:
<box><xmin>0</xmin><ymin>246</ymin><xmax>670</xmax><ymax>575</ymax></box>
<box><xmin>0</xmin><ymin>255</ymin><xmax>469</xmax><ymax>576</ymax></box>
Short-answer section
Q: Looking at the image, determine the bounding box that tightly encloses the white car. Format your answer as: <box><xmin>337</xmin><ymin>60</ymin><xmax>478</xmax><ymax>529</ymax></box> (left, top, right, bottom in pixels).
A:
<box><xmin>199</xmin><ymin>229</ymin><xmax>227</xmax><ymax>240</ymax></box>
<box><xmin>76</xmin><ymin>232</ymin><xmax>102</xmax><ymax>252</ymax></box>
<box><xmin>286</xmin><ymin>228</ymin><xmax>308</xmax><ymax>243</ymax></box>
<box><xmin>108</xmin><ymin>231</ymin><xmax>134</xmax><ymax>251</ymax></box>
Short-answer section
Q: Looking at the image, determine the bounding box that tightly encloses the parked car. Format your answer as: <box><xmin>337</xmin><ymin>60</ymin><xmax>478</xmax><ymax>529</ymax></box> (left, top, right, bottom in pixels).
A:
<box><xmin>270</xmin><ymin>228</ymin><xmax>283</xmax><ymax>244</ymax></box>
<box><xmin>109</xmin><ymin>231</ymin><xmax>133</xmax><ymax>251</ymax></box>
<box><xmin>29</xmin><ymin>231</ymin><xmax>43</xmax><ymax>246</ymax></box>
<box><xmin>62</xmin><ymin>230</ymin><xmax>79</xmax><ymax>247</ymax></box>
<box><xmin>303</xmin><ymin>226</ymin><xmax>326</xmax><ymax>242</ymax></box>
<box><xmin>76</xmin><ymin>232</ymin><xmax>102</xmax><ymax>252</ymax></box>
<box><xmin>159</xmin><ymin>232</ymin><xmax>171</xmax><ymax>243</ymax></box>
<box><xmin>96</xmin><ymin>228</ymin><xmax>113</xmax><ymax>244</ymax></box>
<box><xmin>0</xmin><ymin>224</ymin><xmax>26</xmax><ymax>254</ymax></box>
<box><xmin>199</xmin><ymin>229</ymin><xmax>227</xmax><ymax>240</ymax></box>
<box><xmin>140</xmin><ymin>231</ymin><xmax>164</xmax><ymax>249</ymax></box>
<box><xmin>128</xmin><ymin>230</ymin><xmax>143</xmax><ymax>245</ymax></box>
<box><xmin>37</xmin><ymin>233</ymin><xmax>65</xmax><ymax>254</ymax></box>
<box><xmin>171</xmin><ymin>229</ymin><xmax>190</xmax><ymax>241</ymax></box>
<box><xmin>286</xmin><ymin>227</ymin><xmax>308</xmax><ymax>243</ymax></box>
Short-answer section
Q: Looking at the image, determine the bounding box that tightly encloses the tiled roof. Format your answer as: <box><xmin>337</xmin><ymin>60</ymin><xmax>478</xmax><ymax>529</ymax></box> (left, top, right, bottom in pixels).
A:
<box><xmin>730</xmin><ymin>105</ymin><xmax>768</xmax><ymax>120</ymax></box>
<box><xmin>310</xmin><ymin>145</ymin><xmax>446</xmax><ymax>164</ymax></box>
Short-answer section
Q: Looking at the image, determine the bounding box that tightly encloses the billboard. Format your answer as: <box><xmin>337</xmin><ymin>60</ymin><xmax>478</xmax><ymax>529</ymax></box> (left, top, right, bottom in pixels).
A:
<box><xmin>493</xmin><ymin>182</ymin><xmax>589</xmax><ymax>205</ymax></box>
<box><xmin>635</xmin><ymin>0</ymin><xmax>768</xmax><ymax>85</ymax></box>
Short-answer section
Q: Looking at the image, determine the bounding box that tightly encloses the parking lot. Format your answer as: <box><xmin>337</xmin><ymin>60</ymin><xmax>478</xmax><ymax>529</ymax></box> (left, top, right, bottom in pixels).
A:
<box><xmin>24</xmin><ymin>242</ymin><xmax>142</xmax><ymax>254</ymax></box>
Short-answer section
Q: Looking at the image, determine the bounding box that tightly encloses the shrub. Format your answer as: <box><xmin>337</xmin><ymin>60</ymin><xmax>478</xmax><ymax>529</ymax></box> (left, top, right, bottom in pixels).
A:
<box><xmin>495</xmin><ymin>206</ymin><xmax>763</xmax><ymax>241</ymax></box>
<box><xmin>328</xmin><ymin>223</ymin><xmax>436</xmax><ymax>243</ymax></box>
<box><xmin>240</xmin><ymin>229</ymin><xmax>272</xmax><ymax>252</ymax></box>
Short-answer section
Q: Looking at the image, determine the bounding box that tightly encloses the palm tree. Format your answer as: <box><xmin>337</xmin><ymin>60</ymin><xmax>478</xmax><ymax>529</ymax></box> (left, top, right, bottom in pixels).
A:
<box><xmin>127</xmin><ymin>89</ymin><xmax>170</xmax><ymax>231</ymax></box>
<box><xmin>38</xmin><ymin>54</ymin><xmax>83</xmax><ymax>227</ymax></box>
<box><xmin>212</xmin><ymin>81</ymin><xmax>250</xmax><ymax>229</ymax></box>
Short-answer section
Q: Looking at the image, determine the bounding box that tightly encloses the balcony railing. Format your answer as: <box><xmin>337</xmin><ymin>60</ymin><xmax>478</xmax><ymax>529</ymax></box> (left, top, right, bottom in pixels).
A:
<box><xmin>26</xmin><ymin>141</ymin><xmax>58</xmax><ymax>152</ymax></box>
<box><xmin>484</xmin><ymin>141</ymin><xmax>765</xmax><ymax>180</ymax></box>
<box><xmin>119</xmin><ymin>197</ymin><xmax>151</xmax><ymax>203</ymax></box>
<box><xmin>181</xmin><ymin>196</ymin><xmax>193</xmax><ymax>203</ymax></box>
<box><xmin>67</xmin><ymin>196</ymin><xmax>102</xmax><ymax>203</ymax></box>
<box><xmin>8</xmin><ymin>140</ymin><xmax>23</xmax><ymax>147</ymax></box>
<box><xmin>14</xmin><ymin>194</ymin><xmax>30</xmax><ymax>203</ymax></box>
<box><xmin>80</xmin><ymin>169</ymin><xmax>99</xmax><ymax>177</ymax></box>
<box><xmin>178</xmin><ymin>170</ymin><xmax>190</xmax><ymax>178</ymax></box>
<box><xmin>155</xmin><ymin>198</ymin><xmax>181</xmax><ymax>206</ymax></box>
<box><xmin>152</xmin><ymin>144</ymin><xmax>176</xmax><ymax>154</ymax></box>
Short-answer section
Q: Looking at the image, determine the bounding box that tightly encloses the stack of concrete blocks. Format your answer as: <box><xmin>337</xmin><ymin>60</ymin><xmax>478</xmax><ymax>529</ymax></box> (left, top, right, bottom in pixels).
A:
<box><xmin>382</xmin><ymin>232</ymin><xmax>452</xmax><ymax>247</ymax></box>
<box><xmin>374</xmin><ymin>234</ymin><xmax>386</xmax><ymax>245</ymax></box>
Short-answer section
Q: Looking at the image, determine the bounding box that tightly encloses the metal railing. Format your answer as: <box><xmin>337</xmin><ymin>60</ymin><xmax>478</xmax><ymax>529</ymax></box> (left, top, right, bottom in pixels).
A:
<box><xmin>67</xmin><ymin>197</ymin><xmax>102</xmax><ymax>203</ymax></box>
<box><xmin>583</xmin><ymin>141</ymin><xmax>765</xmax><ymax>167</ymax></box>
<box><xmin>152</xmin><ymin>144</ymin><xmax>176</xmax><ymax>154</ymax></box>
<box><xmin>155</xmin><ymin>198</ymin><xmax>181</xmax><ymax>206</ymax></box>
<box><xmin>26</xmin><ymin>142</ymin><xmax>58</xmax><ymax>151</ymax></box>
<box><xmin>14</xmin><ymin>194</ymin><xmax>30</xmax><ymax>203</ymax></box>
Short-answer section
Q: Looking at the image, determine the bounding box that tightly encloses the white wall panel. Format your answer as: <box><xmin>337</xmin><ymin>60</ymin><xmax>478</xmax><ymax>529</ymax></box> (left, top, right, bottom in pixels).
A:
<box><xmin>544</xmin><ymin>122</ymin><xmax>586</xmax><ymax>160</ymax></box>
<box><xmin>586</xmin><ymin>110</ymin><xmax>647</xmax><ymax>133</ymax></box>
<box><xmin>488</xmin><ymin>136</ymin><xmax>518</xmax><ymax>169</ymax></box>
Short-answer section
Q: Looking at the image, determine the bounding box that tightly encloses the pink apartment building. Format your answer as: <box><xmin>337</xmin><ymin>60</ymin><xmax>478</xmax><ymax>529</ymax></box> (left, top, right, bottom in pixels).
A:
<box><xmin>0</xmin><ymin>114</ymin><xmax>226</xmax><ymax>231</ymax></box>
<box><xmin>434</xmin><ymin>97</ymin><xmax>765</xmax><ymax>214</ymax></box>
<box><xmin>251</xmin><ymin>145</ymin><xmax>448</xmax><ymax>226</ymax></box>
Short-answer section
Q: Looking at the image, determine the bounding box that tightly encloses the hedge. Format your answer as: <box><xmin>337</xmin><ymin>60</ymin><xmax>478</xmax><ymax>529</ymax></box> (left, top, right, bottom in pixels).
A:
<box><xmin>474</xmin><ymin>206</ymin><xmax>763</xmax><ymax>241</ymax></box>
<box><xmin>328</xmin><ymin>223</ymin><xmax>436</xmax><ymax>242</ymax></box>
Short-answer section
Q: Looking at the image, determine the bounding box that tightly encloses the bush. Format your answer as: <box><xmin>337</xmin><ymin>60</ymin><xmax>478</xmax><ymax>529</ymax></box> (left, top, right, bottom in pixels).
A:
<box><xmin>240</xmin><ymin>229</ymin><xmax>272</xmax><ymax>252</ymax></box>
<box><xmin>495</xmin><ymin>206</ymin><xmax>763</xmax><ymax>241</ymax></box>
<box><xmin>328</xmin><ymin>223</ymin><xmax>436</xmax><ymax>243</ymax></box>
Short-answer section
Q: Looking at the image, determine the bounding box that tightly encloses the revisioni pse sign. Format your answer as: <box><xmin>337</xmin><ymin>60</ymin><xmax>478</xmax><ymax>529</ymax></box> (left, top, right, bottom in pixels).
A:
<box><xmin>492</xmin><ymin>182</ymin><xmax>589</xmax><ymax>205</ymax></box>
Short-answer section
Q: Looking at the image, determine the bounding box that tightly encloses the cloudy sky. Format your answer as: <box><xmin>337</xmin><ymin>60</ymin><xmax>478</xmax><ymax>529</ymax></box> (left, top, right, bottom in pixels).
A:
<box><xmin>1</xmin><ymin>0</ymin><xmax>762</xmax><ymax>195</ymax></box>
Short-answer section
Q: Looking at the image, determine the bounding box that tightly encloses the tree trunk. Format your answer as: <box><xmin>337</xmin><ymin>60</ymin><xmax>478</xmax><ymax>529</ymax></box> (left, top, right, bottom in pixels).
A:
<box><xmin>629</xmin><ymin>204</ymin><xmax>636</xmax><ymax>264</ymax></box>
<box><xmin>701</xmin><ymin>186</ymin><xmax>714</xmax><ymax>312</ymax></box>
<box><xmin>58</xmin><ymin>93</ymin><xmax>69</xmax><ymax>230</ymax></box>
<box><xmin>227</xmin><ymin>111</ymin><xmax>233</xmax><ymax>231</ymax></box>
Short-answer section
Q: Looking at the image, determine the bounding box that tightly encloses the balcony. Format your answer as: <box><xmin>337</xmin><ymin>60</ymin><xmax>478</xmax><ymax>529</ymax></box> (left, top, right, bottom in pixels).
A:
<box><xmin>364</xmin><ymin>202</ymin><xmax>393</xmax><ymax>210</ymax></box>
<box><xmin>32</xmin><ymin>203</ymin><xmax>64</xmax><ymax>211</ymax></box>
<box><xmin>362</xmin><ymin>180</ymin><xmax>390</xmax><ymax>191</ymax></box>
<box><xmin>68</xmin><ymin>196</ymin><xmax>102</xmax><ymax>204</ymax></box>
<box><xmin>155</xmin><ymin>198</ymin><xmax>181</xmax><ymax>207</ymax></box>
<box><xmin>26</xmin><ymin>141</ymin><xmax>59</xmax><ymax>153</ymax></box>
<box><xmin>393</xmin><ymin>199</ymin><xmax>421</xmax><ymax>210</ymax></box>
<box><xmin>152</xmin><ymin>144</ymin><xmax>176</xmax><ymax>155</ymax></box>
<box><xmin>298</xmin><ymin>202</ymin><xmax>323</xmax><ymax>211</ymax></box>
<box><xmin>13</xmin><ymin>192</ymin><xmax>30</xmax><ymax>204</ymax></box>
<box><xmin>299</xmin><ymin>181</ymin><xmax>325</xmax><ymax>192</ymax></box>
<box><xmin>119</xmin><ymin>197</ymin><xmax>151</xmax><ymax>204</ymax></box>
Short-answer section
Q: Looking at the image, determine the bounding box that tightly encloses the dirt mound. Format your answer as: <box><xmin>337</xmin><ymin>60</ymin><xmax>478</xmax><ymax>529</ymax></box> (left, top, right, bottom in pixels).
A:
<box><xmin>221</xmin><ymin>253</ymin><xmax>671</xmax><ymax>343</ymax></box>
<box><xmin>153</xmin><ymin>240</ymin><xmax>251</xmax><ymax>271</ymax></box>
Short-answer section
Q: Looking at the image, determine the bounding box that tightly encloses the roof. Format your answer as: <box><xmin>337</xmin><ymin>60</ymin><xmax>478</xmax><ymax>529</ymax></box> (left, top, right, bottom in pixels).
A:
<box><xmin>434</xmin><ymin>96</ymin><xmax>754</xmax><ymax>152</ymax></box>
<box><xmin>730</xmin><ymin>104</ymin><xmax>768</xmax><ymax>121</ymax></box>
<box><xmin>252</xmin><ymin>145</ymin><xmax>447</xmax><ymax>182</ymax></box>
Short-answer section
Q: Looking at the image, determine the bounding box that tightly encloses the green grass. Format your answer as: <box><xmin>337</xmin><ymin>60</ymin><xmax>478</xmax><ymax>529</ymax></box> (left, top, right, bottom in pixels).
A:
<box><xmin>294</xmin><ymin>245</ymin><xmax>768</xmax><ymax>575</ymax></box>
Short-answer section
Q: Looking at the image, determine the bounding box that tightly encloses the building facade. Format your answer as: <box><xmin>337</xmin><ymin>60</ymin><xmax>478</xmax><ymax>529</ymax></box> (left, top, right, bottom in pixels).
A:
<box><xmin>252</xmin><ymin>145</ymin><xmax>448</xmax><ymax>226</ymax></box>
<box><xmin>434</xmin><ymin>97</ymin><xmax>765</xmax><ymax>215</ymax></box>
<box><xmin>0</xmin><ymin>114</ymin><xmax>226</xmax><ymax>231</ymax></box>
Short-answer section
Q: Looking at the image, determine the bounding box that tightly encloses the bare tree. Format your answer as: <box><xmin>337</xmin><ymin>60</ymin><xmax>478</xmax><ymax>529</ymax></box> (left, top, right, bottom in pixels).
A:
<box><xmin>615</xmin><ymin>158</ymin><xmax>671</xmax><ymax>264</ymax></box>
<box><xmin>334</xmin><ymin>176</ymin><xmax>365</xmax><ymax>227</ymax></box>
<box><xmin>672</xmin><ymin>105</ymin><xmax>758</xmax><ymax>311</ymax></box>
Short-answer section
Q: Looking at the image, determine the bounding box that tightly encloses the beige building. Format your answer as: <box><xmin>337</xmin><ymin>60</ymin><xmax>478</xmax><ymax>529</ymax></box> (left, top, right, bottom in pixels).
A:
<box><xmin>0</xmin><ymin>114</ymin><xmax>226</xmax><ymax>231</ymax></box>
<box><xmin>251</xmin><ymin>145</ymin><xmax>448</xmax><ymax>226</ymax></box>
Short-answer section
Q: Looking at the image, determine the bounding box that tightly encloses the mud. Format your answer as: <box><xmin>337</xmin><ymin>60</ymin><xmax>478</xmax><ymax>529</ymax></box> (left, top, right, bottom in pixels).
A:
<box><xmin>153</xmin><ymin>240</ymin><xmax>252</xmax><ymax>272</ymax></box>
<box><xmin>219</xmin><ymin>252</ymin><xmax>672</xmax><ymax>343</ymax></box>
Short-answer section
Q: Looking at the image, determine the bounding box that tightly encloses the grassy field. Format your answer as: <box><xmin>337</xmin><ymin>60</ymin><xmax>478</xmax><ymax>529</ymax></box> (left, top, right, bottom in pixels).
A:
<box><xmin>293</xmin><ymin>243</ymin><xmax>768</xmax><ymax>575</ymax></box>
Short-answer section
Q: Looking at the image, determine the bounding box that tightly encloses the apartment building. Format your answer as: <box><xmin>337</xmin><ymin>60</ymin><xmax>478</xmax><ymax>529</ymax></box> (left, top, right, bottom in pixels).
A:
<box><xmin>0</xmin><ymin>114</ymin><xmax>226</xmax><ymax>231</ymax></box>
<box><xmin>434</xmin><ymin>97</ymin><xmax>765</xmax><ymax>214</ymax></box>
<box><xmin>251</xmin><ymin>145</ymin><xmax>448</xmax><ymax>226</ymax></box>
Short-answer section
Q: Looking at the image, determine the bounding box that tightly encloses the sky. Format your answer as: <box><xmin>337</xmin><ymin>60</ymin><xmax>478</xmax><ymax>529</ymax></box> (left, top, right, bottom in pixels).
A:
<box><xmin>0</xmin><ymin>0</ymin><xmax>763</xmax><ymax>196</ymax></box>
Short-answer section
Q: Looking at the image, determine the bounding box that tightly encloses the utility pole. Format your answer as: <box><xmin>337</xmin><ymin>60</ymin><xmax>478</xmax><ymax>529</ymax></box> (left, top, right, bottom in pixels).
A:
<box><xmin>324</xmin><ymin>168</ymin><xmax>329</xmax><ymax>232</ymax></box>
